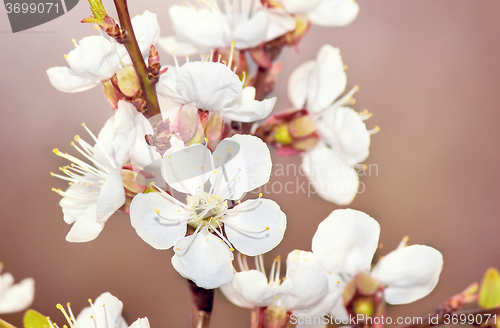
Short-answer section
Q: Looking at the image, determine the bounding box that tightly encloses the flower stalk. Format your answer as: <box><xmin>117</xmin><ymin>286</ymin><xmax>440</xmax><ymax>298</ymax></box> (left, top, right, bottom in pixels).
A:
<box><xmin>188</xmin><ymin>279</ymin><xmax>214</xmax><ymax>328</ymax></box>
<box><xmin>112</xmin><ymin>0</ymin><xmax>161</xmax><ymax>121</ymax></box>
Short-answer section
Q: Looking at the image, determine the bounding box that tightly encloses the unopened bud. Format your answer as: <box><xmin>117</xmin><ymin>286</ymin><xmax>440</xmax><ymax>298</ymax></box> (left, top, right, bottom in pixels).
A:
<box><xmin>352</xmin><ymin>296</ymin><xmax>375</xmax><ymax>318</ymax></box>
<box><xmin>116</xmin><ymin>66</ymin><xmax>141</xmax><ymax>97</ymax></box>
<box><xmin>274</xmin><ymin>124</ymin><xmax>293</xmax><ymax>145</ymax></box>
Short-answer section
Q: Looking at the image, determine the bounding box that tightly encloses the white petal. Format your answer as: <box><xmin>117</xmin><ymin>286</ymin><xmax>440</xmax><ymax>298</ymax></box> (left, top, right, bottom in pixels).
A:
<box><xmin>371</xmin><ymin>245</ymin><xmax>443</xmax><ymax>304</ymax></box>
<box><xmin>281</xmin><ymin>0</ymin><xmax>322</xmax><ymax>13</ymax></box>
<box><xmin>0</xmin><ymin>277</ymin><xmax>34</xmax><ymax>314</ymax></box>
<box><xmin>285</xmin><ymin>250</ymin><xmax>341</xmax><ymax>317</ymax></box>
<box><xmin>211</xmin><ymin>135</ymin><xmax>272</xmax><ymax>199</ymax></box>
<box><xmin>224</xmin><ymin>199</ymin><xmax>286</xmax><ymax>256</ymax></box>
<box><xmin>171</xmin><ymin>230</ymin><xmax>234</xmax><ymax>289</ymax></box>
<box><xmin>288</xmin><ymin>60</ymin><xmax>315</xmax><ymax>109</ymax></box>
<box><xmin>317</xmin><ymin>106</ymin><xmax>370</xmax><ymax>165</ymax></box>
<box><xmin>161</xmin><ymin>144</ymin><xmax>213</xmax><ymax>196</ymax></box>
<box><xmin>176</xmin><ymin>62</ymin><xmax>242</xmax><ymax>111</ymax></box>
<box><xmin>66</xmin><ymin>204</ymin><xmax>105</xmax><ymax>243</ymax></box>
<box><xmin>220</xmin><ymin>270</ymin><xmax>276</xmax><ymax>308</ymax></box>
<box><xmin>75</xmin><ymin>292</ymin><xmax>125</xmax><ymax>328</ymax></box>
<box><xmin>46</xmin><ymin>66</ymin><xmax>100</xmax><ymax>93</ymax></box>
<box><xmin>329</xmin><ymin>300</ymin><xmax>349</xmax><ymax>320</ymax></box>
<box><xmin>231</xmin><ymin>10</ymin><xmax>268</xmax><ymax>49</ymax></box>
<box><xmin>156</xmin><ymin>65</ymin><xmax>186</xmax><ymax>104</ymax></box>
<box><xmin>302</xmin><ymin>143</ymin><xmax>359</xmax><ymax>205</ymax></box>
<box><xmin>265</xmin><ymin>7</ymin><xmax>297</xmax><ymax>42</ymax></box>
<box><xmin>165</xmin><ymin>5</ymin><xmax>227</xmax><ymax>52</ymax></box>
<box><xmin>96</xmin><ymin>169</ymin><xmax>125</xmax><ymax>222</ymax></box>
<box><xmin>219</xmin><ymin>278</ymin><xmax>255</xmax><ymax>309</ymax></box>
<box><xmin>223</xmin><ymin>87</ymin><xmax>276</xmax><ymax>122</ymax></box>
<box><xmin>158</xmin><ymin>36</ymin><xmax>208</xmax><ymax>57</ymax></box>
<box><xmin>306</xmin><ymin>45</ymin><xmax>347</xmax><ymax>113</ymax></box>
<box><xmin>279</xmin><ymin>268</ymin><xmax>329</xmax><ymax>312</ymax></box>
<box><xmin>311</xmin><ymin>208</ymin><xmax>380</xmax><ymax>277</ymax></box>
<box><xmin>308</xmin><ymin>0</ymin><xmax>360</xmax><ymax>27</ymax></box>
<box><xmin>128</xmin><ymin>318</ymin><xmax>150</xmax><ymax>328</ymax></box>
<box><xmin>118</xmin><ymin>11</ymin><xmax>160</xmax><ymax>65</ymax></box>
<box><xmin>129</xmin><ymin>193</ymin><xmax>187</xmax><ymax>250</ymax></box>
<box><xmin>66</xmin><ymin>36</ymin><xmax>120</xmax><ymax>81</ymax></box>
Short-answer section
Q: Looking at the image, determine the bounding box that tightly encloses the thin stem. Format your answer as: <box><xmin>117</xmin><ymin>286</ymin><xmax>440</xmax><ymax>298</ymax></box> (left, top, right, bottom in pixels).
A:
<box><xmin>397</xmin><ymin>306</ymin><xmax>500</xmax><ymax>328</ymax></box>
<box><xmin>254</xmin><ymin>66</ymin><xmax>270</xmax><ymax>101</ymax></box>
<box><xmin>112</xmin><ymin>0</ymin><xmax>161</xmax><ymax>121</ymax></box>
<box><xmin>188</xmin><ymin>279</ymin><xmax>214</xmax><ymax>328</ymax></box>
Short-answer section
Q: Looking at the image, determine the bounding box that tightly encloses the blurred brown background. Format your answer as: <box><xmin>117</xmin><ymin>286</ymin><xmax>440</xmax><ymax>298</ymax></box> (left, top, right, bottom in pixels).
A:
<box><xmin>1</xmin><ymin>0</ymin><xmax>500</xmax><ymax>327</ymax></box>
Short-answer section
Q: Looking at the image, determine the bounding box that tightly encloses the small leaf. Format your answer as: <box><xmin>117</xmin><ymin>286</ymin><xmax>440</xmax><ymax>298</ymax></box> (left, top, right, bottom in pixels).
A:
<box><xmin>23</xmin><ymin>309</ymin><xmax>49</xmax><ymax>328</ymax></box>
<box><xmin>0</xmin><ymin>318</ymin><xmax>16</xmax><ymax>328</ymax></box>
<box><xmin>479</xmin><ymin>268</ymin><xmax>500</xmax><ymax>309</ymax></box>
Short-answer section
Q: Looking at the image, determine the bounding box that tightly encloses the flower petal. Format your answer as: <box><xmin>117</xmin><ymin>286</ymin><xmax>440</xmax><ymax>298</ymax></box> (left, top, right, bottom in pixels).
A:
<box><xmin>128</xmin><ymin>318</ymin><xmax>150</xmax><ymax>328</ymax></box>
<box><xmin>370</xmin><ymin>245</ymin><xmax>443</xmax><ymax>304</ymax></box>
<box><xmin>75</xmin><ymin>292</ymin><xmax>127</xmax><ymax>328</ymax></box>
<box><xmin>308</xmin><ymin>0</ymin><xmax>360</xmax><ymax>27</ymax></box>
<box><xmin>220</xmin><ymin>270</ymin><xmax>277</xmax><ymax>308</ymax></box>
<box><xmin>66</xmin><ymin>36</ymin><xmax>120</xmax><ymax>81</ymax></box>
<box><xmin>158</xmin><ymin>36</ymin><xmax>207</xmax><ymax>57</ymax></box>
<box><xmin>176</xmin><ymin>62</ymin><xmax>242</xmax><ymax>111</ymax></box>
<box><xmin>265</xmin><ymin>7</ymin><xmax>297</xmax><ymax>42</ymax></box>
<box><xmin>65</xmin><ymin>204</ymin><xmax>105</xmax><ymax>243</ymax></box>
<box><xmin>222</xmin><ymin>87</ymin><xmax>276</xmax><ymax>122</ymax></box>
<box><xmin>211</xmin><ymin>134</ymin><xmax>272</xmax><ymax>200</ymax></box>
<box><xmin>280</xmin><ymin>268</ymin><xmax>329</xmax><ymax>312</ymax></box>
<box><xmin>161</xmin><ymin>144</ymin><xmax>213</xmax><ymax>196</ymax></box>
<box><xmin>306</xmin><ymin>45</ymin><xmax>347</xmax><ymax>113</ymax></box>
<box><xmin>46</xmin><ymin>66</ymin><xmax>100</xmax><ymax>93</ymax></box>
<box><xmin>96</xmin><ymin>169</ymin><xmax>125</xmax><ymax>222</ymax></box>
<box><xmin>171</xmin><ymin>229</ymin><xmax>234</xmax><ymax>289</ymax></box>
<box><xmin>118</xmin><ymin>11</ymin><xmax>160</xmax><ymax>65</ymax></box>
<box><xmin>317</xmin><ymin>106</ymin><xmax>370</xmax><ymax>165</ymax></box>
<box><xmin>129</xmin><ymin>193</ymin><xmax>187</xmax><ymax>250</ymax></box>
<box><xmin>224</xmin><ymin>198</ymin><xmax>286</xmax><ymax>256</ymax></box>
<box><xmin>302</xmin><ymin>143</ymin><xmax>359</xmax><ymax>205</ymax></box>
<box><xmin>231</xmin><ymin>10</ymin><xmax>268</xmax><ymax>49</ymax></box>
<box><xmin>285</xmin><ymin>250</ymin><xmax>341</xmax><ymax>317</ymax></box>
<box><xmin>164</xmin><ymin>5</ymin><xmax>227</xmax><ymax>53</ymax></box>
<box><xmin>288</xmin><ymin>60</ymin><xmax>315</xmax><ymax>109</ymax></box>
<box><xmin>0</xmin><ymin>277</ymin><xmax>34</xmax><ymax>314</ymax></box>
<box><xmin>311</xmin><ymin>209</ymin><xmax>380</xmax><ymax>277</ymax></box>
<box><xmin>281</xmin><ymin>0</ymin><xmax>322</xmax><ymax>13</ymax></box>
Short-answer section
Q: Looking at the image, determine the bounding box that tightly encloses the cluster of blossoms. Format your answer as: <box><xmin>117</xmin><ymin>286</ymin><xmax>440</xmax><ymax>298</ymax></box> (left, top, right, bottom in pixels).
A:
<box><xmin>0</xmin><ymin>0</ymin><xmax>460</xmax><ymax>327</ymax></box>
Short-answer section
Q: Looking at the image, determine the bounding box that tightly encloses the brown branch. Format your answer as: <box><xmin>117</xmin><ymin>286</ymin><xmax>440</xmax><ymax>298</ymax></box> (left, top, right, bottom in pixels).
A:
<box><xmin>112</xmin><ymin>0</ymin><xmax>161</xmax><ymax>121</ymax></box>
<box><xmin>188</xmin><ymin>279</ymin><xmax>214</xmax><ymax>328</ymax></box>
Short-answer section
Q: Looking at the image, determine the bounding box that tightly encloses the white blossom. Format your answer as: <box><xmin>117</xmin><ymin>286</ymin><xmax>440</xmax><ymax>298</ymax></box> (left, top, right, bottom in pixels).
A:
<box><xmin>130</xmin><ymin>134</ymin><xmax>286</xmax><ymax>289</ymax></box>
<box><xmin>307</xmin><ymin>209</ymin><xmax>443</xmax><ymax>319</ymax></box>
<box><xmin>47</xmin><ymin>11</ymin><xmax>160</xmax><ymax>93</ymax></box>
<box><xmin>158</xmin><ymin>55</ymin><xmax>276</xmax><ymax>123</ymax></box>
<box><xmin>51</xmin><ymin>102</ymin><xmax>137</xmax><ymax>242</ymax></box>
<box><xmin>55</xmin><ymin>292</ymin><xmax>150</xmax><ymax>328</ymax></box>
<box><xmin>220</xmin><ymin>252</ymin><xmax>333</xmax><ymax>317</ymax></box>
<box><xmin>159</xmin><ymin>0</ymin><xmax>296</xmax><ymax>56</ymax></box>
<box><xmin>281</xmin><ymin>0</ymin><xmax>359</xmax><ymax>27</ymax></box>
<box><xmin>0</xmin><ymin>263</ymin><xmax>34</xmax><ymax>314</ymax></box>
<box><xmin>288</xmin><ymin>44</ymin><xmax>375</xmax><ymax>205</ymax></box>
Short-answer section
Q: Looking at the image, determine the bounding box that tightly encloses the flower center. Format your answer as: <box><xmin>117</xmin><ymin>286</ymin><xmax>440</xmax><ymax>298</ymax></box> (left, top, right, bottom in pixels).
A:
<box><xmin>186</xmin><ymin>191</ymin><xmax>228</xmax><ymax>229</ymax></box>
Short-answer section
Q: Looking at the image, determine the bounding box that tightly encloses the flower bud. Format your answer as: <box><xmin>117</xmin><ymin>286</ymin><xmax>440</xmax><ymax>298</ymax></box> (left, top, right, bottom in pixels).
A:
<box><xmin>115</xmin><ymin>66</ymin><xmax>141</xmax><ymax>97</ymax></box>
<box><xmin>255</xmin><ymin>108</ymin><xmax>320</xmax><ymax>156</ymax></box>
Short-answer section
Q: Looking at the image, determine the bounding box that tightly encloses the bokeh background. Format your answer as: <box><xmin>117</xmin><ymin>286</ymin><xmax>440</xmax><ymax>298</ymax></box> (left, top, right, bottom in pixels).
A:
<box><xmin>1</xmin><ymin>0</ymin><xmax>500</xmax><ymax>327</ymax></box>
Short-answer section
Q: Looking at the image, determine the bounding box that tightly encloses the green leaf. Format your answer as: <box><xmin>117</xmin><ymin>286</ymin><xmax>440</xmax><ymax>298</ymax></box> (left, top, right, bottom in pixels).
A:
<box><xmin>0</xmin><ymin>318</ymin><xmax>16</xmax><ymax>328</ymax></box>
<box><xmin>23</xmin><ymin>310</ymin><xmax>49</xmax><ymax>328</ymax></box>
<box><xmin>479</xmin><ymin>268</ymin><xmax>500</xmax><ymax>309</ymax></box>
